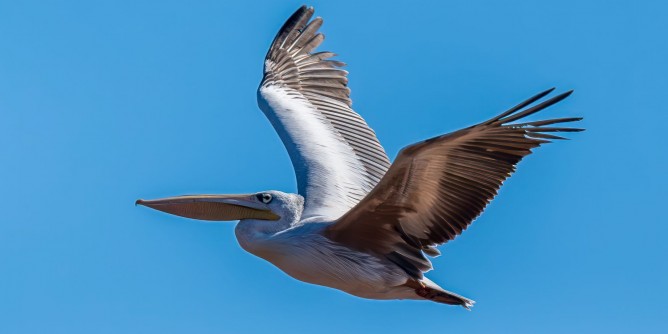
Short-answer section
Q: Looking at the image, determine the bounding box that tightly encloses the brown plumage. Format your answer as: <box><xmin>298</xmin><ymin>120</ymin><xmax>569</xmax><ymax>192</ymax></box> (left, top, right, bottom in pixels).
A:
<box><xmin>325</xmin><ymin>88</ymin><xmax>583</xmax><ymax>279</ymax></box>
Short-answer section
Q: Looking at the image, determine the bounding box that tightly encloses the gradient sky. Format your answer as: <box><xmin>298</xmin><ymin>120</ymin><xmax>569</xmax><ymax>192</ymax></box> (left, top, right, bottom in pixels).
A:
<box><xmin>1</xmin><ymin>1</ymin><xmax>666</xmax><ymax>333</ymax></box>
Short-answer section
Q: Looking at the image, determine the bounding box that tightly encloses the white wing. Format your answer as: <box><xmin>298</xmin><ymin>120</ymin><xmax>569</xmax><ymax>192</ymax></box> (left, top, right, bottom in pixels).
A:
<box><xmin>257</xmin><ymin>6</ymin><xmax>390</xmax><ymax>221</ymax></box>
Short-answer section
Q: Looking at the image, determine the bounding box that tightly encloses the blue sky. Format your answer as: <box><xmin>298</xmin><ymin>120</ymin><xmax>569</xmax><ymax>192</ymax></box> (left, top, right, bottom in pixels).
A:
<box><xmin>1</xmin><ymin>0</ymin><xmax>666</xmax><ymax>333</ymax></box>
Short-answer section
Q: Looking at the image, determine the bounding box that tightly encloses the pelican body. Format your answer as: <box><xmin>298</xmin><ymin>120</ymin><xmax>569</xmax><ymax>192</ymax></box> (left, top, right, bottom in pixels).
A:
<box><xmin>137</xmin><ymin>6</ymin><xmax>582</xmax><ymax>309</ymax></box>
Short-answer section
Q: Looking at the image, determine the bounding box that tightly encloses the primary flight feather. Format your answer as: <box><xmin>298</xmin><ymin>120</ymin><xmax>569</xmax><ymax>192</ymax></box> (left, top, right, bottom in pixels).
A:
<box><xmin>137</xmin><ymin>6</ymin><xmax>583</xmax><ymax>309</ymax></box>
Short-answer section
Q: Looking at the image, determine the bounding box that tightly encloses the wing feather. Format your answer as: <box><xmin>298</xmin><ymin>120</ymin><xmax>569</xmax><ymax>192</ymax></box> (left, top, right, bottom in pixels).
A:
<box><xmin>258</xmin><ymin>6</ymin><xmax>391</xmax><ymax>220</ymax></box>
<box><xmin>325</xmin><ymin>89</ymin><xmax>583</xmax><ymax>278</ymax></box>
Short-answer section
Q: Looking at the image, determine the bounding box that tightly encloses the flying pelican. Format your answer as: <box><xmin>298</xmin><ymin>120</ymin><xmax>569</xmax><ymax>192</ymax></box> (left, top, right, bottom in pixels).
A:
<box><xmin>136</xmin><ymin>6</ymin><xmax>582</xmax><ymax>309</ymax></box>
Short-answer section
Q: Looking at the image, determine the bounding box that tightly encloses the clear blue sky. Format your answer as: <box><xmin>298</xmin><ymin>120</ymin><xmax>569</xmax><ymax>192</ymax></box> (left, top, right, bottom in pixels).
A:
<box><xmin>1</xmin><ymin>1</ymin><xmax>666</xmax><ymax>333</ymax></box>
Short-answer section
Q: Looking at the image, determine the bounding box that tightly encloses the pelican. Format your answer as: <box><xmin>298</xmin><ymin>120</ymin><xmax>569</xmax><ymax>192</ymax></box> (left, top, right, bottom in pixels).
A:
<box><xmin>136</xmin><ymin>6</ymin><xmax>582</xmax><ymax>309</ymax></box>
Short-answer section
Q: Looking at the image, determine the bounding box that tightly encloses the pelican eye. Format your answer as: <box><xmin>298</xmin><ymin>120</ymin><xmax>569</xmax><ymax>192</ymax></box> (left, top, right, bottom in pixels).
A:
<box><xmin>256</xmin><ymin>193</ymin><xmax>273</xmax><ymax>204</ymax></box>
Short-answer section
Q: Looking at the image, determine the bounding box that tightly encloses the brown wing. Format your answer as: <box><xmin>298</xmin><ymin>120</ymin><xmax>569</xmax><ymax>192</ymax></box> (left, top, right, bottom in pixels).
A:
<box><xmin>324</xmin><ymin>88</ymin><xmax>583</xmax><ymax>279</ymax></box>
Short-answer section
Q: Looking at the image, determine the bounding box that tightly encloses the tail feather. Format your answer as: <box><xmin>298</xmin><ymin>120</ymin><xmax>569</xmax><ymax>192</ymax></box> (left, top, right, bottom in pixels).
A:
<box><xmin>412</xmin><ymin>277</ymin><xmax>476</xmax><ymax>310</ymax></box>
<box><xmin>416</xmin><ymin>286</ymin><xmax>476</xmax><ymax>310</ymax></box>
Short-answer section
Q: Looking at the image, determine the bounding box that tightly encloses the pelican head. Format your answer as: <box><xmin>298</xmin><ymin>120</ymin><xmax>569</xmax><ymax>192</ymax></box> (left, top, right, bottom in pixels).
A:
<box><xmin>136</xmin><ymin>190</ymin><xmax>304</xmax><ymax>231</ymax></box>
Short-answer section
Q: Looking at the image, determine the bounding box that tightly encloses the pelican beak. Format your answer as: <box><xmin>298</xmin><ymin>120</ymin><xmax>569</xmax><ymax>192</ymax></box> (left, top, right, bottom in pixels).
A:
<box><xmin>135</xmin><ymin>194</ymin><xmax>280</xmax><ymax>221</ymax></box>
